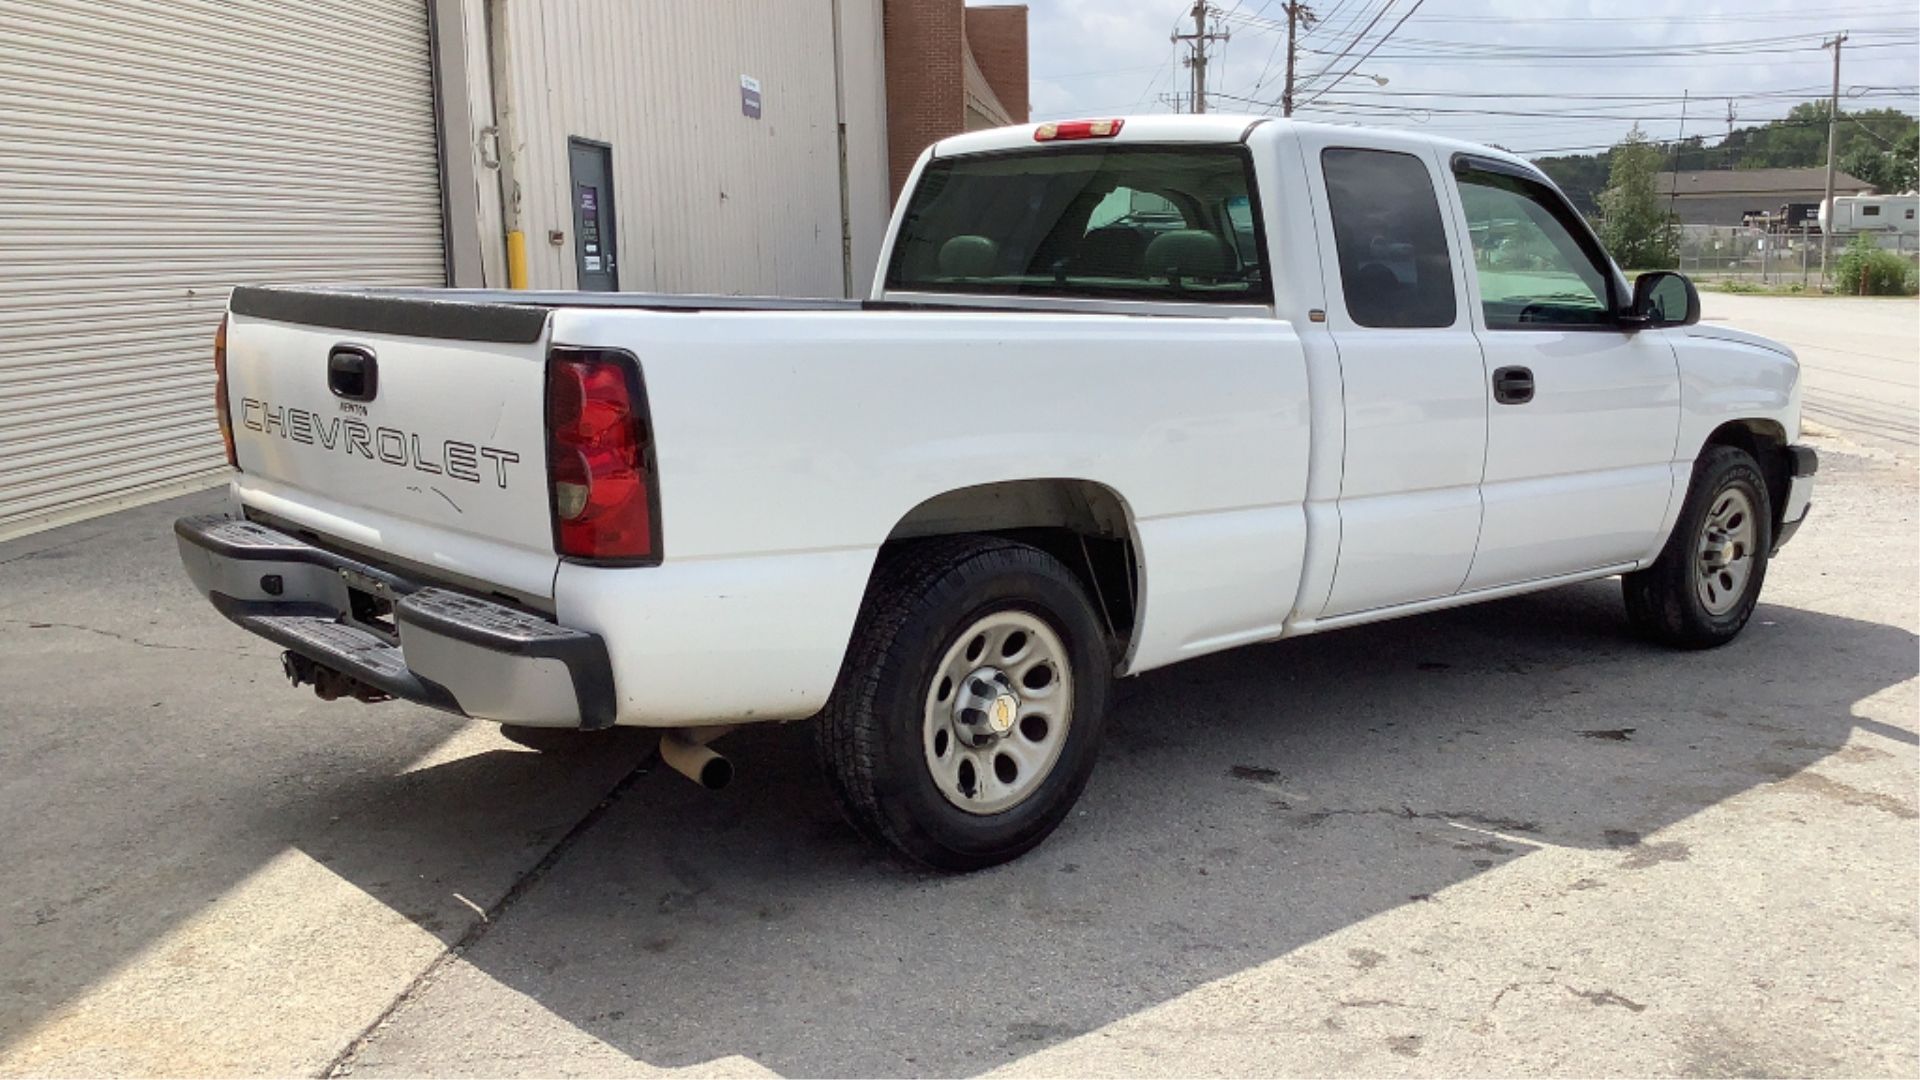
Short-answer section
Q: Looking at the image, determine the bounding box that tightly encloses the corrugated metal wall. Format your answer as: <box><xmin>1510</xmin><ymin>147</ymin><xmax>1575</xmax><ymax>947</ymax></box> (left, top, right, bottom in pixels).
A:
<box><xmin>836</xmin><ymin>0</ymin><xmax>893</xmax><ymax>293</ymax></box>
<box><xmin>0</xmin><ymin>0</ymin><xmax>445</xmax><ymax>537</ymax></box>
<box><xmin>490</xmin><ymin>0</ymin><xmax>888</xmax><ymax>297</ymax></box>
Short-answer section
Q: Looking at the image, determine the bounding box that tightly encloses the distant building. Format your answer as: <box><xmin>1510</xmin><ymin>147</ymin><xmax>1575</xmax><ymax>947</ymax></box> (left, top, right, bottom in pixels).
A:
<box><xmin>1657</xmin><ymin>167</ymin><xmax>1876</xmax><ymax>227</ymax></box>
<box><xmin>884</xmin><ymin>2</ymin><xmax>1030</xmax><ymax>196</ymax></box>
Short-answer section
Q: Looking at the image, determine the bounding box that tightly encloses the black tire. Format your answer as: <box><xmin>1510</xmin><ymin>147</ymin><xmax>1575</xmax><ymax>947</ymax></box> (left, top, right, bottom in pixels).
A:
<box><xmin>816</xmin><ymin>536</ymin><xmax>1112</xmax><ymax>871</ymax></box>
<box><xmin>1623</xmin><ymin>444</ymin><xmax>1773</xmax><ymax>649</ymax></box>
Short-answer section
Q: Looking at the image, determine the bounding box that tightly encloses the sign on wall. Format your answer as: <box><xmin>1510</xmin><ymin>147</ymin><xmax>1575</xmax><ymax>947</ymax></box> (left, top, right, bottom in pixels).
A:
<box><xmin>740</xmin><ymin>74</ymin><xmax>762</xmax><ymax>119</ymax></box>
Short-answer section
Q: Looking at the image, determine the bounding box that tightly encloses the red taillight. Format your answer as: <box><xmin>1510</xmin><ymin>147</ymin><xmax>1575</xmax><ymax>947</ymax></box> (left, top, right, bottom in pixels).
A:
<box><xmin>546</xmin><ymin>349</ymin><xmax>659</xmax><ymax>562</ymax></box>
<box><xmin>213</xmin><ymin>314</ymin><xmax>237</xmax><ymax>468</ymax></box>
<box><xmin>1034</xmin><ymin>118</ymin><xmax>1124</xmax><ymax>142</ymax></box>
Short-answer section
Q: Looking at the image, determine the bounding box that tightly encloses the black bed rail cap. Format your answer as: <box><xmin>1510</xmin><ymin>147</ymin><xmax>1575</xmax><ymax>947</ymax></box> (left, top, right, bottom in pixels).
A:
<box><xmin>228</xmin><ymin>286</ymin><xmax>551</xmax><ymax>345</ymax></box>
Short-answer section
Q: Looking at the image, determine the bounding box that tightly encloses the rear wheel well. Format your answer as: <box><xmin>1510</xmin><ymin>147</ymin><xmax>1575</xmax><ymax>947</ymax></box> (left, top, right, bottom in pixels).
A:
<box><xmin>879</xmin><ymin>480</ymin><xmax>1139</xmax><ymax>661</ymax></box>
<box><xmin>1703</xmin><ymin>419</ymin><xmax>1789</xmax><ymax>531</ymax></box>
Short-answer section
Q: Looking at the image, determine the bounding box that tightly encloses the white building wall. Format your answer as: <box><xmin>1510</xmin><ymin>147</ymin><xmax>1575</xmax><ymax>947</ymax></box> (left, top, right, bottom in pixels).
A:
<box><xmin>485</xmin><ymin>0</ymin><xmax>889</xmax><ymax>298</ymax></box>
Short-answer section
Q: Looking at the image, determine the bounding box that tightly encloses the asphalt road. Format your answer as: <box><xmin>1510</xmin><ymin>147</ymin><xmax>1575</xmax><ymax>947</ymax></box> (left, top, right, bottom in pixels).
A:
<box><xmin>1</xmin><ymin>295</ymin><xmax>1914</xmax><ymax>1077</ymax></box>
<box><xmin>1702</xmin><ymin>292</ymin><xmax>1919</xmax><ymax>459</ymax></box>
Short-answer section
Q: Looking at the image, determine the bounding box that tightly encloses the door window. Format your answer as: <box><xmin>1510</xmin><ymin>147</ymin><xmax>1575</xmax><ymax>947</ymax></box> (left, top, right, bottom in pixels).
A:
<box><xmin>1320</xmin><ymin>148</ymin><xmax>1458</xmax><ymax>328</ymax></box>
<box><xmin>1455</xmin><ymin>165</ymin><xmax>1615</xmax><ymax>329</ymax></box>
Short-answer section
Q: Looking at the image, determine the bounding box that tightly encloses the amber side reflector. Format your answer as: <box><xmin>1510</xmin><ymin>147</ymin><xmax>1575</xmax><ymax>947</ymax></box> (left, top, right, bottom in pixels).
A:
<box><xmin>1034</xmin><ymin>119</ymin><xmax>1124</xmax><ymax>142</ymax></box>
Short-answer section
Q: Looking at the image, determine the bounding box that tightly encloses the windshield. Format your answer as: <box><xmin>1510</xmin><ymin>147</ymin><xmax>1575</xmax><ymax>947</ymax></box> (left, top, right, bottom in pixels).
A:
<box><xmin>884</xmin><ymin>145</ymin><xmax>1270</xmax><ymax>303</ymax></box>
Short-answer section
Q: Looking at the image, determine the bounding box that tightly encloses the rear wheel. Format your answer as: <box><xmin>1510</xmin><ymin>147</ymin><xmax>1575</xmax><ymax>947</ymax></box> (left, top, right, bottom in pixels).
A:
<box><xmin>1623</xmin><ymin>444</ymin><xmax>1773</xmax><ymax>649</ymax></box>
<box><xmin>817</xmin><ymin>536</ymin><xmax>1111</xmax><ymax>871</ymax></box>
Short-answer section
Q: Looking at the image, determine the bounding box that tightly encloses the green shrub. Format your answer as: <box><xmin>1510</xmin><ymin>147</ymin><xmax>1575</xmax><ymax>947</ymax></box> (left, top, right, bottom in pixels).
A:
<box><xmin>1833</xmin><ymin>235</ymin><xmax>1919</xmax><ymax>296</ymax></box>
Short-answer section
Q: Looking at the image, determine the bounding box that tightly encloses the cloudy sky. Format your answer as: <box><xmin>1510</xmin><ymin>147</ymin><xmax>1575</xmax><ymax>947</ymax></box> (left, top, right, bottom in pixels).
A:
<box><xmin>1017</xmin><ymin>0</ymin><xmax>1919</xmax><ymax>158</ymax></box>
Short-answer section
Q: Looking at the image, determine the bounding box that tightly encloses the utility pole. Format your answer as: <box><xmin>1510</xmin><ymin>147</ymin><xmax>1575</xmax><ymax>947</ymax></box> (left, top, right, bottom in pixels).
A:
<box><xmin>1281</xmin><ymin>2</ymin><xmax>1317</xmax><ymax>118</ymax></box>
<box><xmin>1172</xmin><ymin>1</ymin><xmax>1229</xmax><ymax>114</ymax></box>
<box><xmin>1821</xmin><ymin>31</ymin><xmax>1848</xmax><ymax>283</ymax></box>
<box><xmin>1725</xmin><ymin>99</ymin><xmax>1737</xmax><ymax>140</ymax></box>
<box><xmin>1667</xmin><ymin>89</ymin><xmax>1689</xmax><ymax>256</ymax></box>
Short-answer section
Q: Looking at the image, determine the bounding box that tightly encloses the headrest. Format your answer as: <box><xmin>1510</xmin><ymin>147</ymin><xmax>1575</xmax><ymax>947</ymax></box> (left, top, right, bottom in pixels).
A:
<box><xmin>937</xmin><ymin>235</ymin><xmax>999</xmax><ymax>278</ymax></box>
<box><xmin>1144</xmin><ymin>229</ymin><xmax>1231</xmax><ymax>281</ymax></box>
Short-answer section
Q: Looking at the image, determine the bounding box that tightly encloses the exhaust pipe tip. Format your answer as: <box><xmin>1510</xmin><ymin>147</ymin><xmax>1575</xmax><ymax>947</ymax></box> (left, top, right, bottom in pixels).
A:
<box><xmin>695</xmin><ymin>755</ymin><xmax>733</xmax><ymax>790</ymax></box>
<box><xmin>660</xmin><ymin>731</ymin><xmax>733</xmax><ymax>791</ymax></box>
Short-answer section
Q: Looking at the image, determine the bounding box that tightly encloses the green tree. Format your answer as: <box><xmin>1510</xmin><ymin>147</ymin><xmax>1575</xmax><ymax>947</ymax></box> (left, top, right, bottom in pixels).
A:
<box><xmin>1596</xmin><ymin>127</ymin><xmax>1677</xmax><ymax>270</ymax></box>
<box><xmin>1841</xmin><ymin>130</ymin><xmax>1919</xmax><ymax>193</ymax></box>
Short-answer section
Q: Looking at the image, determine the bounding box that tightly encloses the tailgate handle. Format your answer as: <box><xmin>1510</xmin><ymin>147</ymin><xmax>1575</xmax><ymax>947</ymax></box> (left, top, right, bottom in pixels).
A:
<box><xmin>328</xmin><ymin>345</ymin><xmax>378</xmax><ymax>402</ymax></box>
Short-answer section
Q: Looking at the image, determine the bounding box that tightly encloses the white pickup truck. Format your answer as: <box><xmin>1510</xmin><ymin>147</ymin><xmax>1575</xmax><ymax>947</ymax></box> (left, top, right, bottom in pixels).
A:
<box><xmin>178</xmin><ymin>116</ymin><xmax>1815</xmax><ymax>869</ymax></box>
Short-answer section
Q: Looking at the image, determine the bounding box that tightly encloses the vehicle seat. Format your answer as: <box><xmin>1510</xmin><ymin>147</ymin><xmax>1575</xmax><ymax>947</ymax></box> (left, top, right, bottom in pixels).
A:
<box><xmin>1346</xmin><ymin>261</ymin><xmax>1406</xmax><ymax>324</ymax></box>
<box><xmin>1144</xmin><ymin>229</ymin><xmax>1231</xmax><ymax>283</ymax></box>
<box><xmin>1074</xmin><ymin>226</ymin><xmax>1147</xmax><ymax>279</ymax></box>
<box><xmin>938</xmin><ymin>235</ymin><xmax>999</xmax><ymax>278</ymax></box>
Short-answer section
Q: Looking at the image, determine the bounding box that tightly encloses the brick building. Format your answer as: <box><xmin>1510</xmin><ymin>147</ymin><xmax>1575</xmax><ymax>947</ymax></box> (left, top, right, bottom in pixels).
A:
<box><xmin>883</xmin><ymin>2</ymin><xmax>1031</xmax><ymax>196</ymax></box>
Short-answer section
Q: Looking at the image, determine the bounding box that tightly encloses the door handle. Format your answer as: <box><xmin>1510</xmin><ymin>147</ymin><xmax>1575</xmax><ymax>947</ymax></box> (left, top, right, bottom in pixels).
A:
<box><xmin>1492</xmin><ymin>365</ymin><xmax>1534</xmax><ymax>405</ymax></box>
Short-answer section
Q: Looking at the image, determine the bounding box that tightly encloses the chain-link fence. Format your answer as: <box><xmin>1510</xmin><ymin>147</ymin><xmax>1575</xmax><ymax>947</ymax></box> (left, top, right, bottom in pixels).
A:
<box><xmin>1675</xmin><ymin>224</ymin><xmax>1920</xmax><ymax>288</ymax></box>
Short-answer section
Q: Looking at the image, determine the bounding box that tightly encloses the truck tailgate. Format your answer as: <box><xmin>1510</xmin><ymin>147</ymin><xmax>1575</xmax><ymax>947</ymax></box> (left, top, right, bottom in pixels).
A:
<box><xmin>223</xmin><ymin>289</ymin><xmax>558</xmax><ymax>597</ymax></box>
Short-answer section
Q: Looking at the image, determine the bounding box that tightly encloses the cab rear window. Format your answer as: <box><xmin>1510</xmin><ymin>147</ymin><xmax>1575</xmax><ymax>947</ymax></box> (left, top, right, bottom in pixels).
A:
<box><xmin>884</xmin><ymin>146</ymin><xmax>1270</xmax><ymax>303</ymax></box>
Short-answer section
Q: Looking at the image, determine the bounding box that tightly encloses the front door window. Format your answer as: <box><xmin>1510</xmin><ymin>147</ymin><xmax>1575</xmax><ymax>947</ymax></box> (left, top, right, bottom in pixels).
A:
<box><xmin>1456</xmin><ymin>166</ymin><xmax>1615</xmax><ymax>329</ymax></box>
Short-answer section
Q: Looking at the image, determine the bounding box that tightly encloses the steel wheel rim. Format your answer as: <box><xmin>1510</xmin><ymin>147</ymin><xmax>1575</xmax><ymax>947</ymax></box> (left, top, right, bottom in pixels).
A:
<box><xmin>1696</xmin><ymin>486</ymin><xmax>1757</xmax><ymax>616</ymax></box>
<box><xmin>922</xmin><ymin>609</ymin><xmax>1074</xmax><ymax>815</ymax></box>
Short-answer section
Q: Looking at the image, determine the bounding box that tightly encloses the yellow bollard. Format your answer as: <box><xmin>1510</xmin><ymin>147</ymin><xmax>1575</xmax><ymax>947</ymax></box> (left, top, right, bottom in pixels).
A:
<box><xmin>506</xmin><ymin>230</ymin><xmax>529</xmax><ymax>290</ymax></box>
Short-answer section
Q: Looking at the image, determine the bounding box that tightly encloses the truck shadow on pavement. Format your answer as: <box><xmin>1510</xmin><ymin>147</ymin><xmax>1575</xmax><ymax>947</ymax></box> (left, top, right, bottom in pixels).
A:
<box><xmin>1</xmin><ymin>493</ymin><xmax>1912</xmax><ymax>1075</ymax></box>
<box><xmin>330</xmin><ymin>580</ymin><xmax>1917</xmax><ymax>1076</ymax></box>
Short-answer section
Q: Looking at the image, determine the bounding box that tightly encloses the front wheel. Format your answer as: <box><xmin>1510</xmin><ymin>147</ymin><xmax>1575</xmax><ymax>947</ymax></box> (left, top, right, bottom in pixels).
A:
<box><xmin>817</xmin><ymin>536</ymin><xmax>1111</xmax><ymax>871</ymax></box>
<box><xmin>1623</xmin><ymin>444</ymin><xmax>1773</xmax><ymax>649</ymax></box>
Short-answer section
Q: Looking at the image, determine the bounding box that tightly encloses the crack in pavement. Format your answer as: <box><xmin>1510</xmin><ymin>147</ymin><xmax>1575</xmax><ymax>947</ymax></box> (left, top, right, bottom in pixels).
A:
<box><xmin>322</xmin><ymin>750</ymin><xmax>661</xmax><ymax>1078</ymax></box>
<box><xmin>1</xmin><ymin>619</ymin><xmax>238</xmax><ymax>655</ymax></box>
<box><xmin>1288</xmin><ymin>803</ymin><xmax>1544</xmax><ymax>834</ymax></box>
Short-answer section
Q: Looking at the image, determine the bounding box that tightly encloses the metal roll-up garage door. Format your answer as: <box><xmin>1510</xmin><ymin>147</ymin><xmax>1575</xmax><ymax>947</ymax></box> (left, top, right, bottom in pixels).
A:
<box><xmin>0</xmin><ymin>0</ymin><xmax>446</xmax><ymax>537</ymax></box>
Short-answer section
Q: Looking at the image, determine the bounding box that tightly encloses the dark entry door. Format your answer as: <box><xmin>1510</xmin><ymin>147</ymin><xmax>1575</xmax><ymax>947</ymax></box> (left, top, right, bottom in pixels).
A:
<box><xmin>568</xmin><ymin>139</ymin><xmax>618</xmax><ymax>291</ymax></box>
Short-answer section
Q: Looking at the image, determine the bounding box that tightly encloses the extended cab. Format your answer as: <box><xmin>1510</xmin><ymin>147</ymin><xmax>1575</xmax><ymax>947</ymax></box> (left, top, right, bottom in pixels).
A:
<box><xmin>177</xmin><ymin>116</ymin><xmax>1816</xmax><ymax>869</ymax></box>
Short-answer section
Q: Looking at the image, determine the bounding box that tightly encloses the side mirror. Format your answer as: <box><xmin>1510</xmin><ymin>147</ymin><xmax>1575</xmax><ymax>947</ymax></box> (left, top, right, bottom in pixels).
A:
<box><xmin>1629</xmin><ymin>271</ymin><xmax>1700</xmax><ymax>328</ymax></box>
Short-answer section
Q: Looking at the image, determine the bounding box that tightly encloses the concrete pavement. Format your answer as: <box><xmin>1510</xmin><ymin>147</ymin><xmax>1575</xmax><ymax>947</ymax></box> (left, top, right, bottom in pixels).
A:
<box><xmin>0</xmin><ymin>295</ymin><xmax>1914</xmax><ymax>1077</ymax></box>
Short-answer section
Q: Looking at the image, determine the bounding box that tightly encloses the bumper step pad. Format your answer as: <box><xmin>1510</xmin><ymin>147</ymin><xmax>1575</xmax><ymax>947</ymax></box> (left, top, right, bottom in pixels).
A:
<box><xmin>235</xmin><ymin>609</ymin><xmax>459</xmax><ymax>711</ymax></box>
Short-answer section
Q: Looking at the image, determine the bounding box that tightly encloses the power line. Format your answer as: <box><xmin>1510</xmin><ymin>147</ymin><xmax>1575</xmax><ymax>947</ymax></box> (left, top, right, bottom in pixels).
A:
<box><xmin>1294</xmin><ymin>0</ymin><xmax>1426</xmax><ymax>109</ymax></box>
<box><xmin>1290</xmin><ymin>43</ymin><xmax>1915</xmax><ymax>69</ymax></box>
<box><xmin>1296</xmin><ymin>0</ymin><xmax>1396</xmax><ymax>93</ymax></box>
<box><xmin>1309</xmin><ymin>83</ymin><xmax>1910</xmax><ymax>102</ymax></box>
<box><xmin>1400</xmin><ymin>4</ymin><xmax>1915</xmax><ymax>23</ymax></box>
<box><xmin>1297</xmin><ymin>39</ymin><xmax>1914</xmax><ymax>62</ymax></box>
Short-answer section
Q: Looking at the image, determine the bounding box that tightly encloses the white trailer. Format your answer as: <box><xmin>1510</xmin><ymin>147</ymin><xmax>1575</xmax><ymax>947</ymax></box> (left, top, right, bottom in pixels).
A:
<box><xmin>1820</xmin><ymin>193</ymin><xmax>1920</xmax><ymax>235</ymax></box>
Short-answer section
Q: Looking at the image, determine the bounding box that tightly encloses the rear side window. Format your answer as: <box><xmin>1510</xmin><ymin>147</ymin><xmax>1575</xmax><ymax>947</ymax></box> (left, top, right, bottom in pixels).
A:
<box><xmin>884</xmin><ymin>146</ymin><xmax>1269</xmax><ymax>302</ymax></box>
<box><xmin>1320</xmin><ymin>148</ymin><xmax>1457</xmax><ymax>328</ymax></box>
